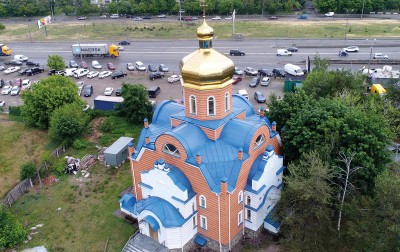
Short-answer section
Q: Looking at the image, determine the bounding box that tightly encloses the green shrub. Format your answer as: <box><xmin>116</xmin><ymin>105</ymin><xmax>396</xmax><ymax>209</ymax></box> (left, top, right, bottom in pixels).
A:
<box><xmin>72</xmin><ymin>139</ymin><xmax>88</xmax><ymax>149</ymax></box>
<box><xmin>0</xmin><ymin>206</ymin><xmax>27</xmax><ymax>248</ymax></box>
<box><xmin>100</xmin><ymin>118</ymin><xmax>116</xmax><ymax>132</ymax></box>
<box><xmin>19</xmin><ymin>162</ymin><xmax>36</xmax><ymax>180</ymax></box>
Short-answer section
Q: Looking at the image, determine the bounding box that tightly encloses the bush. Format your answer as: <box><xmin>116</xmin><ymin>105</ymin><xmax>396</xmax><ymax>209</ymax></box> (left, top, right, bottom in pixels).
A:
<box><xmin>19</xmin><ymin>162</ymin><xmax>36</xmax><ymax>180</ymax></box>
<box><xmin>72</xmin><ymin>139</ymin><xmax>88</xmax><ymax>149</ymax></box>
<box><xmin>0</xmin><ymin>206</ymin><xmax>27</xmax><ymax>248</ymax></box>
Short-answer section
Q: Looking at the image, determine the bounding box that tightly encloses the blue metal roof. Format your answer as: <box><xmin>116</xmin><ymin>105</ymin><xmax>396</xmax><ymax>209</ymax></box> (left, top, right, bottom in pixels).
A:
<box><xmin>194</xmin><ymin>235</ymin><xmax>207</xmax><ymax>247</ymax></box>
<box><xmin>152</xmin><ymin>100</ymin><xmax>185</xmax><ymax>125</ymax></box>
<box><xmin>166</xmin><ymin>164</ymin><xmax>195</xmax><ymax>198</ymax></box>
<box><xmin>220</xmin><ymin>119</ymin><xmax>263</xmax><ymax>153</ymax></box>
<box><xmin>119</xmin><ymin>193</ymin><xmax>136</xmax><ymax>213</ymax></box>
<box><xmin>264</xmin><ymin>206</ymin><xmax>280</xmax><ymax>229</ymax></box>
<box><xmin>232</xmin><ymin>94</ymin><xmax>255</xmax><ymax>117</ymax></box>
<box><xmin>143</xmin><ymin>215</ymin><xmax>160</xmax><ymax>231</ymax></box>
<box><xmin>134</xmin><ymin>196</ymin><xmax>186</xmax><ymax>228</ymax></box>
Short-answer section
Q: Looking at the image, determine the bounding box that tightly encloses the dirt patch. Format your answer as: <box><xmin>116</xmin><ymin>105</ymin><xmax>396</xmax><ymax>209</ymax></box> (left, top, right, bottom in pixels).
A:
<box><xmin>86</xmin><ymin>117</ymin><xmax>104</xmax><ymax>144</ymax></box>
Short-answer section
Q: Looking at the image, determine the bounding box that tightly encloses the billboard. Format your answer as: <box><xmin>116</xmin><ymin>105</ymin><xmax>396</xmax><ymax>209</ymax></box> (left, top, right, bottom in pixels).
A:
<box><xmin>37</xmin><ymin>16</ymin><xmax>52</xmax><ymax>29</ymax></box>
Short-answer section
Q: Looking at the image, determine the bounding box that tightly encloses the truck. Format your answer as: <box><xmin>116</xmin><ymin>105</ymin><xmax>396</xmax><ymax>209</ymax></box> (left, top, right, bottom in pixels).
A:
<box><xmin>72</xmin><ymin>44</ymin><xmax>119</xmax><ymax>57</ymax></box>
<box><xmin>94</xmin><ymin>95</ymin><xmax>124</xmax><ymax>111</ymax></box>
<box><xmin>0</xmin><ymin>44</ymin><xmax>12</xmax><ymax>56</ymax></box>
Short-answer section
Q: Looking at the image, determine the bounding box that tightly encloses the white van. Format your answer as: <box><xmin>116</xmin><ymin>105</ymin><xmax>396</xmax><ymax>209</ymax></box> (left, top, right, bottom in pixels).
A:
<box><xmin>14</xmin><ymin>54</ymin><xmax>28</xmax><ymax>61</ymax></box>
<box><xmin>74</xmin><ymin>68</ymin><xmax>90</xmax><ymax>79</ymax></box>
<box><xmin>110</xmin><ymin>14</ymin><xmax>119</xmax><ymax>19</ymax></box>
<box><xmin>284</xmin><ymin>63</ymin><xmax>304</xmax><ymax>76</ymax></box>
<box><xmin>237</xmin><ymin>89</ymin><xmax>249</xmax><ymax>100</ymax></box>
<box><xmin>277</xmin><ymin>49</ymin><xmax>292</xmax><ymax>56</ymax></box>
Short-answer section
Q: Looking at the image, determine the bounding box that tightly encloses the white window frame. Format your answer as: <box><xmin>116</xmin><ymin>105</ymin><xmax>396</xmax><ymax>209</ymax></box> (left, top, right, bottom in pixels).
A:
<box><xmin>238</xmin><ymin>210</ymin><xmax>243</xmax><ymax>225</ymax></box>
<box><xmin>246</xmin><ymin>195</ymin><xmax>251</xmax><ymax>206</ymax></box>
<box><xmin>200</xmin><ymin>215</ymin><xmax>207</xmax><ymax>230</ymax></box>
<box><xmin>254</xmin><ymin>134</ymin><xmax>266</xmax><ymax>149</ymax></box>
<box><xmin>224</xmin><ymin>92</ymin><xmax>230</xmax><ymax>112</ymax></box>
<box><xmin>162</xmin><ymin>143</ymin><xmax>180</xmax><ymax>158</ymax></box>
<box><xmin>199</xmin><ymin>195</ymin><xmax>206</xmax><ymax>209</ymax></box>
<box><xmin>190</xmin><ymin>95</ymin><xmax>197</xmax><ymax>115</ymax></box>
<box><xmin>238</xmin><ymin>191</ymin><xmax>243</xmax><ymax>204</ymax></box>
<box><xmin>246</xmin><ymin>209</ymin><xmax>251</xmax><ymax>221</ymax></box>
<box><xmin>207</xmin><ymin>96</ymin><xmax>216</xmax><ymax>116</ymax></box>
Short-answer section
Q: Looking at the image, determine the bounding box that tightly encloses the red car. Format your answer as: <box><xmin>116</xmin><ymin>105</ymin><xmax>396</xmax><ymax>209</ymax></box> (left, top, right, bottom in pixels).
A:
<box><xmin>107</xmin><ymin>62</ymin><xmax>116</xmax><ymax>70</ymax></box>
<box><xmin>232</xmin><ymin>75</ymin><xmax>242</xmax><ymax>84</ymax></box>
<box><xmin>14</xmin><ymin>78</ymin><xmax>22</xmax><ymax>87</ymax></box>
<box><xmin>80</xmin><ymin>61</ymin><xmax>88</xmax><ymax>69</ymax></box>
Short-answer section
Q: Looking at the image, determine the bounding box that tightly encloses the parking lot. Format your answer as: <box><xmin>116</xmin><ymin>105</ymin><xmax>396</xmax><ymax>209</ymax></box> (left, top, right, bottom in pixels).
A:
<box><xmin>0</xmin><ymin>63</ymin><xmax>284</xmax><ymax>112</ymax></box>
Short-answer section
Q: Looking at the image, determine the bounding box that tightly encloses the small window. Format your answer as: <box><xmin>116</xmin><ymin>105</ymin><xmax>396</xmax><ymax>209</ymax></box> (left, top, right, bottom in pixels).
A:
<box><xmin>193</xmin><ymin>216</ymin><xmax>196</xmax><ymax>227</ymax></box>
<box><xmin>224</xmin><ymin>92</ymin><xmax>230</xmax><ymax>112</ymax></box>
<box><xmin>192</xmin><ymin>202</ymin><xmax>196</xmax><ymax>212</ymax></box>
<box><xmin>246</xmin><ymin>209</ymin><xmax>251</xmax><ymax>220</ymax></box>
<box><xmin>254</xmin><ymin>134</ymin><xmax>266</xmax><ymax>149</ymax></box>
<box><xmin>199</xmin><ymin>195</ymin><xmax>206</xmax><ymax>208</ymax></box>
<box><xmin>200</xmin><ymin>215</ymin><xmax>207</xmax><ymax>230</ymax></box>
<box><xmin>238</xmin><ymin>211</ymin><xmax>243</xmax><ymax>225</ymax></box>
<box><xmin>246</xmin><ymin>195</ymin><xmax>251</xmax><ymax>206</ymax></box>
<box><xmin>162</xmin><ymin>144</ymin><xmax>180</xmax><ymax>158</ymax></box>
<box><xmin>207</xmin><ymin>96</ymin><xmax>216</xmax><ymax>116</ymax></box>
<box><xmin>238</xmin><ymin>191</ymin><xmax>243</xmax><ymax>204</ymax></box>
<box><xmin>190</xmin><ymin>95</ymin><xmax>197</xmax><ymax>115</ymax></box>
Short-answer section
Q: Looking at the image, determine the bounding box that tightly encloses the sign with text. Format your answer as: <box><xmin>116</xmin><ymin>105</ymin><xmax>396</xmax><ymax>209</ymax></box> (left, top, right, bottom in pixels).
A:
<box><xmin>37</xmin><ymin>16</ymin><xmax>52</xmax><ymax>29</ymax></box>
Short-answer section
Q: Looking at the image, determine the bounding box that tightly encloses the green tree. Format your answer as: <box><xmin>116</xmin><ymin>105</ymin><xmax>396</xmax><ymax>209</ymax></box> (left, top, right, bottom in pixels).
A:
<box><xmin>118</xmin><ymin>83</ymin><xmax>152</xmax><ymax>124</ymax></box>
<box><xmin>49</xmin><ymin>103</ymin><xmax>89</xmax><ymax>146</ymax></box>
<box><xmin>21</xmin><ymin>76</ymin><xmax>83</xmax><ymax>129</ymax></box>
<box><xmin>0</xmin><ymin>205</ymin><xmax>27</xmax><ymax>248</ymax></box>
<box><xmin>19</xmin><ymin>161</ymin><xmax>36</xmax><ymax>180</ymax></box>
<box><xmin>275</xmin><ymin>151</ymin><xmax>337</xmax><ymax>251</ymax></box>
<box><xmin>47</xmin><ymin>55</ymin><xmax>66</xmax><ymax>70</ymax></box>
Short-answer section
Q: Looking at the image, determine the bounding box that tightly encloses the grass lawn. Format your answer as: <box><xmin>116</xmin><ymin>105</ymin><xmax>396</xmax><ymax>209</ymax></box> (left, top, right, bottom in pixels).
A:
<box><xmin>1</xmin><ymin>19</ymin><xmax>399</xmax><ymax>41</ymax></box>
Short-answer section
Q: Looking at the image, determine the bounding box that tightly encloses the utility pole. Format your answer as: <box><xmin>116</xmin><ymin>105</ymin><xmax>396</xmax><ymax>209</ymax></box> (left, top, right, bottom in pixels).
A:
<box><xmin>367</xmin><ymin>39</ymin><xmax>376</xmax><ymax>73</ymax></box>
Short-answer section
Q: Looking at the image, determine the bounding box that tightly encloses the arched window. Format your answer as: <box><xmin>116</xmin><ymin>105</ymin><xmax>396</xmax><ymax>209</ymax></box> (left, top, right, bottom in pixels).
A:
<box><xmin>238</xmin><ymin>191</ymin><xmax>243</xmax><ymax>204</ymax></box>
<box><xmin>162</xmin><ymin>144</ymin><xmax>180</xmax><ymax>158</ymax></box>
<box><xmin>190</xmin><ymin>95</ymin><xmax>197</xmax><ymax>115</ymax></box>
<box><xmin>254</xmin><ymin>134</ymin><xmax>266</xmax><ymax>149</ymax></box>
<box><xmin>199</xmin><ymin>195</ymin><xmax>206</xmax><ymax>208</ymax></box>
<box><xmin>224</xmin><ymin>92</ymin><xmax>230</xmax><ymax>112</ymax></box>
<box><xmin>207</xmin><ymin>96</ymin><xmax>216</xmax><ymax>116</ymax></box>
<box><xmin>246</xmin><ymin>195</ymin><xmax>251</xmax><ymax>206</ymax></box>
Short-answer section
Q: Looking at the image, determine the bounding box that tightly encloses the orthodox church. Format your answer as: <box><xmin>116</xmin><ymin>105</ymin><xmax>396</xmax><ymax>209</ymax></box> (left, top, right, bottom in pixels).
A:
<box><xmin>119</xmin><ymin>16</ymin><xmax>284</xmax><ymax>252</ymax></box>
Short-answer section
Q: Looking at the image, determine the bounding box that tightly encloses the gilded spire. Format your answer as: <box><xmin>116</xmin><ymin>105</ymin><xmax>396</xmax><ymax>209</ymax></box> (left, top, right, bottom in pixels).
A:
<box><xmin>197</xmin><ymin>0</ymin><xmax>213</xmax><ymax>42</ymax></box>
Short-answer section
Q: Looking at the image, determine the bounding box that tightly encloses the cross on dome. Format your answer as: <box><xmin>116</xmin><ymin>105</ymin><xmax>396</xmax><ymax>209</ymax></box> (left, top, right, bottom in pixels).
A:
<box><xmin>201</xmin><ymin>0</ymin><xmax>207</xmax><ymax>19</ymax></box>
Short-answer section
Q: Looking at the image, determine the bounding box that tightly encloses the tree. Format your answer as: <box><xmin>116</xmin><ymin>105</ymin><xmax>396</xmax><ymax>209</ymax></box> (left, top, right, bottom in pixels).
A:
<box><xmin>118</xmin><ymin>83</ymin><xmax>152</xmax><ymax>124</ymax></box>
<box><xmin>20</xmin><ymin>161</ymin><xmax>37</xmax><ymax>180</ymax></box>
<box><xmin>0</xmin><ymin>206</ymin><xmax>27</xmax><ymax>248</ymax></box>
<box><xmin>47</xmin><ymin>55</ymin><xmax>66</xmax><ymax>70</ymax></box>
<box><xmin>275</xmin><ymin>151</ymin><xmax>337</xmax><ymax>251</ymax></box>
<box><xmin>49</xmin><ymin>103</ymin><xmax>89</xmax><ymax>146</ymax></box>
<box><xmin>21</xmin><ymin>76</ymin><xmax>83</xmax><ymax>129</ymax></box>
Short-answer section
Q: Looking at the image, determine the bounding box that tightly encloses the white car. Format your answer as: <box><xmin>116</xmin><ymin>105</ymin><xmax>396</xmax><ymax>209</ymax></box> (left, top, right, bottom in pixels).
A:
<box><xmin>73</xmin><ymin>68</ymin><xmax>90</xmax><ymax>78</ymax></box>
<box><xmin>212</xmin><ymin>16</ymin><xmax>221</xmax><ymax>20</ymax></box>
<box><xmin>127</xmin><ymin>63</ymin><xmax>135</xmax><ymax>71</ymax></box>
<box><xmin>104</xmin><ymin>87</ymin><xmax>114</xmax><ymax>96</ymax></box>
<box><xmin>110</xmin><ymin>14</ymin><xmax>119</xmax><ymax>19</ymax></box>
<box><xmin>14</xmin><ymin>54</ymin><xmax>28</xmax><ymax>61</ymax></box>
<box><xmin>135</xmin><ymin>61</ymin><xmax>146</xmax><ymax>71</ymax></box>
<box><xmin>87</xmin><ymin>71</ymin><xmax>99</xmax><ymax>79</ymax></box>
<box><xmin>0</xmin><ymin>100</ymin><xmax>4</xmax><ymax>107</ymax></box>
<box><xmin>0</xmin><ymin>66</ymin><xmax>4</xmax><ymax>71</ymax></box>
<box><xmin>224</xmin><ymin>16</ymin><xmax>233</xmax><ymax>20</ymax></box>
<box><xmin>99</xmin><ymin>71</ymin><xmax>112</xmax><ymax>79</ymax></box>
<box><xmin>343</xmin><ymin>46</ymin><xmax>359</xmax><ymax>52</ymax></box>
<box><xmin>325</xmin><ymin>12</ymin><xmax>334</xmax><ymax>17</ymax></box>
<box><xmin>118</xmin><ymin>46</ymin><xmax>124</xmax><ymax>51</ymax></box>
<box><xmin>260</xmin><ymin>77</ymin><xmax>271</xmax><ymax>86</ymax></box>
<box><xmin>10</xmin><ymin>86</ymin><xmax>20</xmax><ymax>96</ymax></box>
<box><xmin>21</xmin><ymin>79</ymin><xmax>31</xmax><ymax>90</ymax></box>
<box><xmin>64</xmin><ymin>68</ymin><xmax>77</xmax><ymax>77</ymax></box>
<box><xmin>1</xmin><ymin>85</ymin><xmax>12</xmax><ymax>95</ymax></box>
<box><xmin>373</xmin><ymin>53</ymin><xmax>389</xmax><ymax>59</ymax></box>
<box><xmin>157</xmin><ymin>14</ymin><xmax>166</xmax><ymax>18</ymax></box>
<box><xmin>92</xmin><ymin>60</ymin><xmax>102</xmax><ymax>69</ymax></box>
<box><xmin>76</xmin><ymin>81</ymin><xmax>84</xmax><ymax>96</ymax></box>
<box><xmin>4</xmin><ymin>66</ymin><xmax>20</xmax><ymax>74</ymax></box>
<box><xmin>168</xmin><ymin>75</ymin><xmax>182</xmax><ymax>83</ymax></box>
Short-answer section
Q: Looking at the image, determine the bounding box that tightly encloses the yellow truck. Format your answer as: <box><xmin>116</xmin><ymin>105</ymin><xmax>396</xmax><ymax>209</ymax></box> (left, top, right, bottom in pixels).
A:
<box><xmin>72</xmin><ymin>44</ymin><xmax>119</xmax><ymax>57</ymax></box>
<box><xmin>0</xmin><ymin>44</ymin><xmax>12</xmax><ymax>56</ymax></box>
<box><xmin>370</xmin><ymin>84</ymin><xmax>386</xmax><ymax>95</ymax></box>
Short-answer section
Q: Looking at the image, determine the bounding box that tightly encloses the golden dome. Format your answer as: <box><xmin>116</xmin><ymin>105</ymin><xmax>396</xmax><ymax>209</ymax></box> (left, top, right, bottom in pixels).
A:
<box><xmin>197</xmin><ymin>19</ymin><xmax>214</xmax><ymax>41</ymax></box>
<box><xmin>180</xmin><ymin>19</ymin><xmax>234</xmax><ymax>90</ymax></box>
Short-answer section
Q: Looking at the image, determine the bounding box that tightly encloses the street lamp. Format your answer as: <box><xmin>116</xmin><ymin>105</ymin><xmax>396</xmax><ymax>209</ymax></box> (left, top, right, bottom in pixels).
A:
<box><xmin>367</xmin><ymin>39</ymin><xmax>376</xmax><ymax>74</ymax></box>
<box><xmin>24</xmin><ymin>15</ymin><xmax>32</xmax><ymax>42</ymax></box>
<box><xmin>344</xmin><ymin>9</ymin><xmax>354</xmax><ymax>40</ymax></box>
<box><xmin>78</xmin><ymin>35</ymin><xmax>83</xmax><ymax>63</ymax></box>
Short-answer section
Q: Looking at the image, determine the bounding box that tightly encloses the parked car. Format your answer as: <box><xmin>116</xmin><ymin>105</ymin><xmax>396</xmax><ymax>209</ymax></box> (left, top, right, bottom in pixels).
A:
<box><xmin>14</xmin><ymin>55</ymin><xmax>28</xmax><ymax>62</ymax></box>
<box><xmin>234</xmin><ymin>67</ymin><xmax>244</xmax><ymax>75</ymax></box>
<box><xmin>159</xmin><ymin>64</ymin><xmax>169</xmax><ymax>72</ymax></box>
<box><xmin>119</xmin><ymin>40</ymin><xmax>130</xmax><ymax>45</ymax></box>
<box><xmin>232</xmin><ymin>75</ymin><xmax>242</xmax><ymax>84</ymax></box>
<box><xmin>212</xmin><ymin>16</ymin><xmax>221</xmax><ymax>20</ymax></box>
<box><xmin>76</xmin><ymin>81</ymin><xmax>84</xmax><ymax>96</ymax></box>
<box><xmin>298</xmin><ymin>14</ymin><xmax>308</xmax><ymax>19</ymax></box>
<box><xmin>110</xmin><ymin>14</ymin><xmax>119</xmax><ymax>19</ymax></box>
<box><xmin>373</xmin><ymin>53</ymin><xmax>388</xmax><ymax>59</ymax></box>
<box><xmin>5</xmin><ymin>60</ymin><xmax>23</xmax><ymax>66</ymax></box>
<box><xmin>116</xmin><ymin>87</ymin><xmax>122</xmax><ymax>96</ymax></box>
<box><xmin>148</xmin><ymin>64</ymin><xmax>158</xmax><ymax>72</ymax></box>
<box><xmin>157</xmin><ymin>14</ymin><xmax>166</xmax><ymax>18</ymax></box>
<box><xmin>343</xmin><ymin>46</ymin><xmax>359</xmax><ymax>52</ymax></box>
<box><xmin>64</xmin><ymin>68</ymin><xmax>77</xmax><ymax>77</ymax></box>
<box><xmin>287</xmin><ymin>47</ymin><xmax>298</xmax><ymax>52</ymax></box>
<box><xmin>107</xmin><ymin>62</ymin><xmax>116</xmax><ymax>70</ymax></box>
<box><xmin>126</xmin><ymin>15</ymin><xmax>133</xmax><ymax>18</ymax></box>
<box><xmin>0</xmin><ymin>79</ymin><xmax>4</xmax><ymax>88</ymax></box>
<box><xmin>48</xmin><ymin>69</ymin><xmax>57</xmax><ymax>75</ymax></box>
<box><xmin>254</xmin><ymin>91</ymin><xmax>266</xmax><ymax>103</ymax></box>
<box><xmin>77</xmin><ymin>16</ymin><xmax>86</xmax><ymax>20</ymax></box>
<box><xmin>92</xmin><ymin>60</ymin><xmax>102</xmax><ymax>69</ymax></box>
<box><xmin>325</xmin><ymin>12</ymin><xmax>335</xmax><ymax>17</ymax></box>
<box><xmin>183</xmin><ymin>16</ymin><xmax>193</xmax><ymax>21</ymax></box>
<box><xmin>69</xmin><ymin>60</ymin><xmax>78</xmax><ymax>68</ymax></box>
<box><xmin>87</xmin><ymin>71</ymin><xmax>99</xmax><ymax>79</ymax></box>
<box><xmin>126</xmin><ymin>63</ymin><xmax>135</xmax><ymax>71</ymax></box>
<box><xmin>149</xmin><ymin>72</ymin><xmax>164</xmax><ymax>80</ymax></box>
<box><xmin>258</xmin><ymin>68</ymin><xmax>273</xmax><ymax>77</ymax></box>
<box><xmin>26</xmin><ymin>67</ymin><xmax>44</xmax><ymax>76</ymax></box>
<box><xmin>0</xmin><ymin>66</ymin><xmax>5</xmax><ymax>71</ymax></box>
<box><xmin>100</xmin><ymin>15</ymin><xmax>107</xmax><ymax>19</ymax></box>
<box><xmin>249</xmin><ymin>77</ymin><xmax>260</xmax><ymax>88</ymax></box>
<box><xmin>26</xmin><ymin>61</ymin><xmax>39</xmax><ymax>67</ymax></box>
<box><xmin>237</xmin><ymin>89</ymin><xmax>249</xmax><ymax>100</ymax></box>
<box><xmin>55</xmin><ymin>70</ymin><xmax>66</xmax><ymax>76</ymax></box>
<box><xmin>168</xmin><ymin>75</ymin><xmax>181</xmax><ymax>83</ymax></box>
<box><xmin>225</xmin><ymin>16</ymin><xmax>233</xmax><ymax>20</ymax></box>
<box><xmin>111</xmin><ymin>71</ymin><xmax>127</xmax><ymax>79</ymax></box>
<box><xmin>14</xmin><ymin>78</ymin><xmax>22</xmax><ymax>87</ymax></box>
<box><xmin>0</xmin><ymin>100</ymin><xmax>4</xmax><ymax>107</ymax></box>
<box><xmin>4</xmin><ymin>66</ymin><xmax>20</xmax><ymax>74</ymax></box>
<box><xmin>230</xmin><ymin>49</ymin><xmax>245</xmax><ymax>56</ymax></box>
<box><xmin>83</xmin><ymin>85</ymin><xmax>93</xmax><ymax>97</ymax></box>
<box><xmin>260</xmin><ymin>77</ymin><xmax>271</xmax><ymax>86</ymax></box>
<box><xmin>1</xmin><ymin>85</ymin><xmax>12</xmax><ymax>95</ymax></box>
<box><xmin>10</xmin><ymin>86</ymin><xmax>20</xmax><ymax>96</ymax></box>
<box><xmin>192</xmin><ymin>17</ymin><xmax>198</xmax><ymax>20</ymax></box>
<box><xmin>269</xmin><ymin>16</ymin><xmax>278</xmax><ymax>20</ymax></box>
<box><xmin>133</xmin><ymin>17</ymin><xmax>142</xmax><ymax>21</ymax></box>
<box><xmin>74</xmin><ymin>68</ymin><xmax>90</xmax><ymax>79</ymax></box>
<box><xmin>18</xmin><ymin>69</ymin><xmax>30</xmax><ymax>76</ymax></box>
<box><xmin>272</xmin><ymin>68</ymin><xmax>286</xmax><ymax>77</ymax></box>
<box><xmin>143</xmin><ymin>15</ymin><xmax>152</xmax><ymax>19</ymax></box>
<box><xmin>244</xmin><ymin>67</ymin><xmax>258</xmax><ymax>76</ymax></box>
<box><xmin>135</xmin><ymin>61</ymin><xmax>146</xmax><ymax>71</ymax></box>
<box><xmin>99</xmin><ymin>71</ymin><xmax>112</xmax><ymax>79</ymax></box>
<box><xmin>338</xmin><ymin>50</ymin><xmax>348</xmax><ymax>57</ymax></box>
<box><xmin>104</xmin><ymin>87</ymin><xmax>114</xmax><ymax>96</ymax></box>
<box><xmin>21</xmin><ymin>79</ymin><xmax>31</xmax><ymax>91</ymax></box>
<box><xmin>80</xmin><ymin>61</ymin><xmax>88</xmax><ymax>69</ymax></box>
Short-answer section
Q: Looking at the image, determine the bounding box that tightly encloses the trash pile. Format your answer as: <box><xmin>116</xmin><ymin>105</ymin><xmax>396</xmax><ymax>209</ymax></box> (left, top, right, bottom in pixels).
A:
<box><xmin>65</xmin><ymin>156</ymin><xmax>81</xmax><ymax>174</ymax></box>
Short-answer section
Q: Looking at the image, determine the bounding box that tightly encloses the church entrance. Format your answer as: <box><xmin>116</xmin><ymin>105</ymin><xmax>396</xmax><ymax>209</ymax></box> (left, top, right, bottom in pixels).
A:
<box><xmin>149</xmin><ymin>225</ymin><xmax>158</xmax><ymax>241</ymax></box>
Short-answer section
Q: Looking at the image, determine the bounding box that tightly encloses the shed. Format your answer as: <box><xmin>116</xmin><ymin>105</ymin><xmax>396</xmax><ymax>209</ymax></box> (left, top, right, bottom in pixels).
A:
<box><xmin>104</xmin><ymin>137</ymin><xmax>134</xmax><ymax>168</ymax></box>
